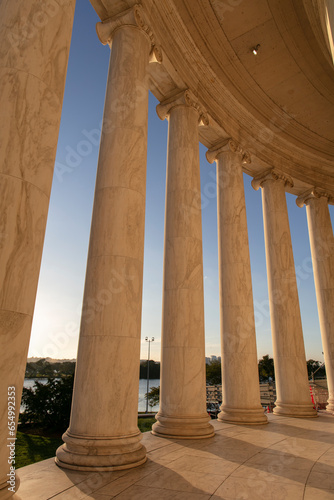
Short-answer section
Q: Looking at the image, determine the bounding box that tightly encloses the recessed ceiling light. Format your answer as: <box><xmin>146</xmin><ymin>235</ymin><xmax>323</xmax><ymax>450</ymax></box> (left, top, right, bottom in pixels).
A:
<box><xmin>252</xmin><ymin>44</ymin><xmax>260</xmax><ymax>55</ymax></box>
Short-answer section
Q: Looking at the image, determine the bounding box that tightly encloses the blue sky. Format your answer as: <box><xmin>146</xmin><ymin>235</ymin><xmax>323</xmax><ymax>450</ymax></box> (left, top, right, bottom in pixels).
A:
<box><xmin>28</xmin><ymin>1</ymin><xmax>333</xmax><ymax>363</ymax></box>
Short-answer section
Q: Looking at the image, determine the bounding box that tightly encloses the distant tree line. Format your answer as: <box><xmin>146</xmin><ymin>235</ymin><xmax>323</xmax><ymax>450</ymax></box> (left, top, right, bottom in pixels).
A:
<box><xmin>25</xmin><ymin>359</ymin><xmax>161</xmax><ymax>380</ymax></box>
<box><xmin>25</xmin><ymin>359</ymin><xmax>75</xmax><ymax>378</ymax></box>
<box><xmin>21</xmin><ymin>356</ymin><xmax>326</xmax><ymax>430</ymax></box>
<box><xmin>25</xmin><ymin>356</ymin><xmax>326</xmax><ymax>384</ymax></box>
<box><xmin>139</xmin><ymin>360</ymin><xmax>160</xmax><ymax>379</ymax></box>
<box><xmin>206</xmin><ymin>355</ymin><xmax>326</xmax><ymax>385</ymax></box>
<box><xmin>307</xmin><ymin>359</ymin><xmax>326</xmax><ymax>379</ymax></box>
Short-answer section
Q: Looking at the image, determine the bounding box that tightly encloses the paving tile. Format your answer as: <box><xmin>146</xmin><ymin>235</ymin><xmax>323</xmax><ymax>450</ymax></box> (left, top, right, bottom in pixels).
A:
<box><xmin>141</xmin><ymin>431</ymin><xmax>177</xmax><ymax>453</ymax></box>
<box><xmin>150</xmin><ymin>442</ymin><xmax>240</xmax><ymax>466</ymax></box>
<box><xmin>197</xmin><ymin>433</ymin><xmax>260</xmax><ymax>450</ymax></box>
<box><xmin>136</xmin><ymin>467</ymin><xmax>227</xmax><ymax>494</ymax></box>
<box><xmin>231</xmin><ymin>462</ymin><xmax>310</xmax><ymax>485</ymax></box>
<box><xmin>195</xmin><ymin>441</ymin><xmax>260</xmax><ymax>462</ymax></box>
<box><xmin>260</xmin><ymin>424</ymin><xmax>308</xmax><ymax>440</ymax></box>
<box><xmin>212</xmin><ymin>476</ymin><xmax>305</xmax><ymax>499</ymax></box>
<box><xmin>18</xmin><ymin>458</ymin><xmax>55</xmax><ymax>479</ymax></box>
<box><xmin>214</xmin><ymin>427</ymin><xmax>250</xmax><ymax>438</ymax></box>
<box><xmin>51</xmin><ymin>490</ymin><xmax>112</xmax><ymax>500</ymax></box>
<box><xmin>195</xmin><ymin>434</ymin><xmax>236</xmax><ymax>448</ymax></box>
<box><xmin>307</xmin><ymin>471</ymin><xmax>334</xmax><ymax>490</ymax></box>
<box><xmin>245</xmin><ymin>450</ymin><xmax>313</xmax><ymax>471</ymax></box>
<box><xmin>16</xmin><ymin>415</ymin><xmax>334</xmax><ymax>500</ymax></box>
<box><xmin>211</xmin><ymin>421</ymin><xmax>237</xmax><ymax>432</ymax></box>
<box><xmin>146</xmin><ymin>442</ymin><xmax>185</xmax><ymax>465</ymax></box>
<box><xmin>18</xmin><ymin>460</ymin><xmax>93</xmax><ymax>500</ymax></box>
<box><xmin>148</xmin><ymin>446</ymin><xmax>205</xmax><ymax>464</ymax></box>
<box><xmin>304</xmin><ymin>486</ymin><xmax>334</xmax><ymax>499</ymax></box>
<box><xmin>231</xmin><ymin>430</ymin><xmax>284</xmax><ymax>448</ymax></box>
<box><xmin>313</xmin><ymin>461</ymin><xmax>334</xmax><ymax>474</ymax></box>
<box><xmin>167</xmin><ymin>453</ymin><xmax>239</xmax><ymax>475</ymax></box>
<box><xmin>146</xmin><ymin>451</ymin><xmax>182</xmax><ymax>466</ymax></box>
<box><xmin>113</xmin><ymin>484</ymin><xmax>211</xmax><ymax>499</ymax></box>
<box><xmin>320</xmin><ymin>447</ymin><xmax>334</xmax><ymax>463</ymax></box>
<box><xmin>265</xmin><ymin>437</ymin><xmax>333</xmax><ymax>460</ymax></box>
<box><xmin>47</xmin><ymin>470</ymin><xmax>130</xmax><ymax>500</ymax></box>
<box><xmin>94</xmin><ymin>460</ymin><xmax>162</xmax><ymax>497</ymax></box>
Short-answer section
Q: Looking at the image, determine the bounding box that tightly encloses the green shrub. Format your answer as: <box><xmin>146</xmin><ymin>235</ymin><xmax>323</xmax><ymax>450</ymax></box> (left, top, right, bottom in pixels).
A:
<box><xmin>20</xmin><ymin>376</ymin><xmax>74</xmax><ymax>431</ymax></box>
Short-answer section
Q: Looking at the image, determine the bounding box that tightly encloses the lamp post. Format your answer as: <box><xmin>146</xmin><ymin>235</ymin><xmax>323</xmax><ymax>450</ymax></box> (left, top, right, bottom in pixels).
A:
<box><xmin>145</xmin><ymin>336</ymin><xmax>154</xmax><ymax>413</ymax></box>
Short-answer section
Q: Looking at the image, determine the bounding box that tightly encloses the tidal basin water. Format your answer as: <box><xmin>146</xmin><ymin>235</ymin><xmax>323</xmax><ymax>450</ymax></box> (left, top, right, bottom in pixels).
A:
<box><xmin>23</xmin><ymin>378</ymin><xmax>160</xmax><ymax>412</ymax></box>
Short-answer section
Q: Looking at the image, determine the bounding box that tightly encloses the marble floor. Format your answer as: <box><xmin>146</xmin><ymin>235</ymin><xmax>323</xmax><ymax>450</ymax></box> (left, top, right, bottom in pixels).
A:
<box><xmin>18</xmin><ymin>413</ymin><xmax>334</xmax><ymax>500</ymax></box>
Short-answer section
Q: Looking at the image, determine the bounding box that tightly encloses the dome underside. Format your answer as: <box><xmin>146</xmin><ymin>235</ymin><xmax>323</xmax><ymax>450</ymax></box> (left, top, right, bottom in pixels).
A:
<box><xmin>91</xmin><ymin>0</ymin><xmax>334</xmax><ymax>194</ymax></box>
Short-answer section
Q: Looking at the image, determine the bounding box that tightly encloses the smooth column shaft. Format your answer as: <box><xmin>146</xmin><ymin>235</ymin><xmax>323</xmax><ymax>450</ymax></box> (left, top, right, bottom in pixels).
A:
<box><xmin>56</xmin><ymin>25</ymin><xmax>150</xmax><ymax>470</ymax></box>
<box><xmin>152</xmin><ymin>105</ymin><xmax>213</xmax><ymax>439</ymax></box>
<box><xmin>306</xmin><ymin>197</ymin><xmax>334</xmax><ymax>412</ymax></box>
<box><xmin>261</xmin><ymin>179</ymin><xmax>316</xmax><ymax>417</ymax></box>
<box><xmin>216</xmin><ymin>152</ymin><xmax>267</xmax><ymax>425</ymax></box>
<box><xmin>0</xmin><ymin>1</ymin><xmax>75</xmax><ymax>498</ymax></box>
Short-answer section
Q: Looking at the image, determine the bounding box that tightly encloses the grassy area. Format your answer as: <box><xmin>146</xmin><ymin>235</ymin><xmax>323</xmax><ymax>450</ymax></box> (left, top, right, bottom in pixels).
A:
<box><xmin>137</xmin><ymin>417</ymin><xmax>156</xmax><ymax>433</ymax></box>
<box><xmin>16</xmin><ymin>431</ymin><xmax>63</xmax><ymax>469</ymax></box>
<box><xmin>16</xmin><ymin>418</ymin><xmax>156</xmax><ymax>469</ymax></box>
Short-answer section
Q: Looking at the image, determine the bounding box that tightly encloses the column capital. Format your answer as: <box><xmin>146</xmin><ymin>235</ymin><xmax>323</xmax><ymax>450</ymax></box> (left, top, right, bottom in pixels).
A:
<box><xmin>96</xmin><ymin>4</ymin><xmax>162</xmax><ymax>63</ymax></box>
<box><xmin>156</xmin><ymin>90</ymin><xmax>209</xmax><ymax>125</ymax></box>
<box><xmin>206</xmin><ymin>139</ymin><xmax>251</xmax><ymax>165</ymax></box>
<box><xmin>296</xmin><ymin>188</ymin><xmax>334</xmax><ymax>207</ymax></box>
<box><xmin>251</xmin><ymin>168</ymin><xmax>293</xmax><ymax>191</ymax></box>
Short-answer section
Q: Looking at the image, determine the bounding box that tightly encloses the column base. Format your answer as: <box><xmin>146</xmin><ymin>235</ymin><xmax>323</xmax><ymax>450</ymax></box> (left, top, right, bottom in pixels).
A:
<box><xmin>218</xmin><ymin>405</ymin><xmax>268</xmax><ymax>425</ymax></box>
<box><xmin>0</xmin><ymin>480</ymin><xmax>21</xmax><ymax>500</ymax></box>
<box><xmin>0</xmin><ymin>492</ymin><xmax>21</xmax><ymax>500</ymax></box>
<box><xmin>152</xmin><ymin>413</ymin><xmax>214</xmax><ymax>439</ymax></box>
<box><xmin>325</xmin><ymin>399</ymin><xmax>334</xmax><ymax>413</ymax></box>
<box><xmin>273</xmin><ymin>402</ymin><xmax>318</xmax><ymax>418</ymax></box>
<box><xmin>55</xmin><ymin>429</ymin><xmax>147</xmax><ymax>471</ymax></box>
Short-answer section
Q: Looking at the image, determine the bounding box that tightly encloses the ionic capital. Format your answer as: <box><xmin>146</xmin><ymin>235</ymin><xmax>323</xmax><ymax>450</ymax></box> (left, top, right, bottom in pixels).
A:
<box><xmin>296</xmin><ymin>188</ymin><xmax>334</xmax><ymax>208</ymax></box>
<box><xmin>156</xmin><ymin>90</ymin><xmax>209</xmax><ymax>126</ymax></box>
<box><xmin>206</xmin><ymin>139</ymin><xmax>251</xmax><ymax>165</ymax></box>
<box><xmin>96</xmin><ymin>4</ymin><xmax>162</xmax><ymax>63</ymax></box>
<box><xmin>251</xmin><ymin>168</ymin><xmax>293</xmax><ymax>191</ymax></box>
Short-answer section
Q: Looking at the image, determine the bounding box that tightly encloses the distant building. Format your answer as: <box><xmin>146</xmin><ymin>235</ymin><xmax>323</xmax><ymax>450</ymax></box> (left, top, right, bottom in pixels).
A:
<box><xmin>206</xmin><ymin>385</ymin><xmax>222</xmax><ymax>404</ymax></box>
<box><xmin>205</xmin><ymin>355</ymin><xmax>221</xmax><ymax>364</ymax></box>
<box><xmin>259</xmin><ymin>383</ymin><xmax>276</xmax><ymax>409</ymax></box>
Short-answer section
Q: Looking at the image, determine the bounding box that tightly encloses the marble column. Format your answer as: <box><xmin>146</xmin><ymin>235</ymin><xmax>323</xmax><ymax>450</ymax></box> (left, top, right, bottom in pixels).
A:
<box><xmin>296</xmin><ymin>189</ymin><xmax>334</xmax><ymax>413</ymax></box>
<box><xmin>152</xmin><ymin>91</ymin><xmax>214</xmax><ymax>439</ymax></box>
<box><xmin>207</xmin><ymin>140</ymin><xmax>267</xmax><ymax>425</ymax></box>
<box><xmin>56</xmin><ymin>6</ymin><xmax>160</xmax><ymax>470</ymax></box>
<box><xmin>252</xmin><ymin>169</ymin><xmax>317</xmax><ymax>418</ymax></box>
<box><xmin>0</xmin><ymin>1</ymin><xmax>76</xmax><ymax>498</ymax></box>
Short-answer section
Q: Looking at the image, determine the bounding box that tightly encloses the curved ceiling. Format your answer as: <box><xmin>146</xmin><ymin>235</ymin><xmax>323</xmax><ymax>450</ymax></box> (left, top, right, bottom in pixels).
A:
<box><xmin>90</xmin><ymin>0</ymin><xmax>334</xmax><ymax>194</ymax></box>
